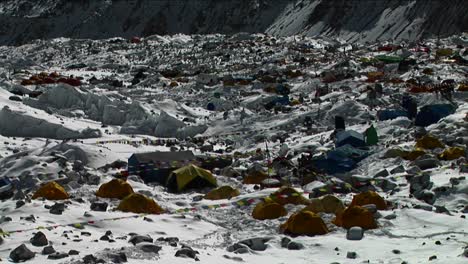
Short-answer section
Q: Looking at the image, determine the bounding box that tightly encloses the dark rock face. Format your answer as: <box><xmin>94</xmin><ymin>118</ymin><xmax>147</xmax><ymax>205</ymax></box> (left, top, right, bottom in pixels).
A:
<box><xmin>0</xmin><ymin>0</ymin><xmax>466</xmax><ymax>45</ymax></box>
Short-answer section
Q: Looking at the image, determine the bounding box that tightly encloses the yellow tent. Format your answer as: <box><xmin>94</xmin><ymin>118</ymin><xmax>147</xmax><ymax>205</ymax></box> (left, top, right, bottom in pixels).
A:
<box><xmin>280</xmin><ymin>211</ymin><xmax>329</xmax><ymax>236</ymax></box>
<box><xmin>333</xmin><ymin>206</ymin><xmax>377</xmax><ymax>229</ymax></box>
<box><xmin>204</xmin><ymin>186</ymin><xmax>240</xmax><ymax>200</ymax></box>
<box><xmin>243</xmin><ymin>170</ymin><xmax>268</xmax><ymax>184</ymax></box>
<box><xmin>270</xmin><ymin>186</ymin><xmax>309</xmax><ymax>205</ymax></box>
<box><xmin>415</xmin><ymin>134</ymin><xmax>444</xmax><ymax>149</ymax></box>
<box><xmin>117</xmin><ymin>193</ymin><xmax>164</xmax><ymax>214</ymax></box>
<box><xmin>303</xmin><ymin>195</ymin><xmax>345</xmax><ymax>215</ymax></box>
<box><xmin>166</xmin><ymin>164</ymin><xmax>217</xmax><ymax>192</ymax></box>
<box><xmin>438</xmin><ymin>147</ymin><xmax>465</xmax><ymax>160</ymax></box>
<box><xmin>350</xmin><ymin>191</ymin><xmax>387</xmax><ymax>210</ymax></box>
<box><xmin>96</xmin><ymin>179</ymin><xmax>134</xmax><ymax>199</ymax></box>
<box><xmin>252</xmin><ymin>200</ymin><xmax>287</xmax><ymax>220</ymax></box>
<box><xmin>32</xmin><ymin>181</ymin><xmax>69</xmax><ymax>200</ymax></box>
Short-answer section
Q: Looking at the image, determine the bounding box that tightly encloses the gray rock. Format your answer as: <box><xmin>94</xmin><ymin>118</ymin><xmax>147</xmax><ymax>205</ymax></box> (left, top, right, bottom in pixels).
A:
<box><xmin>413</xmin><ymin>203</ymin><xmax>433</xmax><ymax>211</ymax></box>
<box><xmin>175</xmin><ymin>246</ymin><xmax>199</xmax><ymax>260</ymax></box>
<box><xmin>413</xmin><ymin>158</ymin><xmax>440</xmax><ymax>170</ymax></box>
<box><xmin>16</xmin><ymin>200</ymin><xmax>25</xmax><ymax>208</ymax></box>
<box><xmin>281</xmin><ymin>237</ymin><xmax>291</xmax><ymax>248</ymax></box>
<box><xmin>346</xmin><ymin>251</ymin><xmax>357</xmax><ymax>259</ymax></box>
<box><xmin>390</xmin><ymin>165</ymin><xmax>405</xmax><ymax>174</ymax></box>
<box><xmin>238</xmin><ymin>237</ymin><xmax>272</xmax><ymax>251</ymax></box>
<box><xmin>49</xmin><ymin>203</ymin><xmax>66</xmax><ymax>215</ymax></box>
<box><xmin>10</xmin><ymin>244</ymin><xmax>35</xmax><ymax>263</ymax></box>
<box><xmin>90</xmin><ymin>202</ymin><xmax>108</xmax><ymax>212</ymax></box>
<box><xmin>361</xmin><ymin>204</ymin><xmax>377</xmax><ymax>213</ymax></box>
<box><xmin>374</xmin><ymin>169</ymin><xmax>389</xmax><ymax>178</ymax></box>
<box><xmin>30</xmin><ymin>231</ymin><xmax>48</xmax><ymax>247</ymax></box>
<box><xmin>463</xmin><ymin>247</ymin><xmax>468</xmax><ymax>257</ymax></box>
<box><xmin>384</xmin><ymin>213</ymin><xmax>397</xmax><ymax>220</ymax></box>
<box><xmin>346</xmin><ymin>227</ymin><xmax>364</xmax><ymax>240</ymax></box>
<box><xmin>287</xmin><ymin>241</ymin><xmax>304</xmax><ymax>250</ymax></box>
<box><xmin>227</xmin><ymin>243</ymin><xmax>250</xmax><ymax>254</ymax></box>
<box><xmin>82</xmin><ymin>254</ymin><xmax>101</xmax><ymax>264</ymax></box>
<box><xmin>69</xmin><ymin>249</ymin><xmax>80</xmax><ymax>255</ymax></box>
<box><xmin>138</xmin><ymin>243</ymin><xmax>162</xmax><ymax>254</ymax></box>
<box><xmin>129</xmin><ymin>235</ymin><xmax>153</xmax><ymax>245</ymax></box>
<box><xmin>406</xmin><ymin>166</ymin><xmax>422</xmax><ymax>175</ymax></box>
<box><xmin>108</xmin><ymin>252</ymin><xmax>127</xmax><ymax>263</ymax></box>
<box><xmin>48</xmin><ymin>252</ymin><xmax>69</xmax><ymax>260</ymax></box>
<box><xmin>42</xmin><ymin>246</ymin><xmax>55</xmax><ymax>255</ymax></box>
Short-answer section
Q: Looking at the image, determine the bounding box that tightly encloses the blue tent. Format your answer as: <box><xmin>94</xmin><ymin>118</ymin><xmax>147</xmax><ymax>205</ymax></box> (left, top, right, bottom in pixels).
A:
<box><xmin>377</xmin><ymin>109</ymin><xmax>408</xmax><ymax>121</ymax></box>
<box><xmin>336</xmin><ymin>130</ymin><xmax>366</xmax><ymax>148</ymax></box>
<box><xmin>207</xmin><ymin>102</ymin><xmax>215</xmax><ymax>111</ymax></box>
<box><xmin>328</xmin><ymin>144</ymin><xmax>369</xmax><ymax>162</ymax></box>
<box><xmin>415</xmin><ymin>104</ymin><xmax>456</xmax><ymax>127</ymax></box>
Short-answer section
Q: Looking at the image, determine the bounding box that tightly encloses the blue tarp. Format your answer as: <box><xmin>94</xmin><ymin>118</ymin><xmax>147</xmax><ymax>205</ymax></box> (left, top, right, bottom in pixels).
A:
<box><xmin>312</xmin><ymin>144</ymin><xmax>369</xmax><ymax>174</ymax></box>
<box><xmin>336</xmin><ymin>130</ymin><xmax>366</xmax><ymax>148</ymax></box>
<box><xmin>377</xmin><ymin>109</ymin><xmax>408</xmax><ymax>121</ymax></box>
<box><xmin>415</xmin><ymin>104</ymin><xmax>456</xmax><ymax>127</ymax></box>
<box><xmin>207</xmin><ymin>102</ymin><xmax>215</xmax><ymax>111</ymax></box>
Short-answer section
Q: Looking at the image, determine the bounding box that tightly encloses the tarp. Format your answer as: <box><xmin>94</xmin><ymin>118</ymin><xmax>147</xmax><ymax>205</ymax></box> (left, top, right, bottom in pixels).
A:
<box><xmin>415</xmin><ymin>104</ymin><xmax>456</xmax><ymax>127</ymax></box>
<box><xmin>336</xmin><ymin>130</ymin><xmax>366</xmax><ymax>148</ymax></box>
<box><xmin>167</xmin><ymin>164</ymin><xmax>217</xmax><ymax>192</ymax></box>
<box><xmin>377</xmin><ymin>109</ymin><xmax>408</xmax><ymax>121</ymax></box>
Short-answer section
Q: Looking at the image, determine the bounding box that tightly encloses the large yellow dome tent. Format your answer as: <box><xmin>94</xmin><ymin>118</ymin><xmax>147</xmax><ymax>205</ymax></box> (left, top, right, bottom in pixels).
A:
<box><xmin>32</xmin><ymin>181</ymin><xmax>69</xmax><ymax>200</ymax></box>
<box><xmin>117</xmin><ymin>193</ymin><xmax>164</xmax><ymax>214</ymax></box>
<box><xmin>96</xmin><ymin>179</ymin><xmax>134</xmax><ymax>199</ymax></box>
<box><xmin>166</xmin><ymin>164</ymin><xmax>217</xmax><ymax>192</ymax></box>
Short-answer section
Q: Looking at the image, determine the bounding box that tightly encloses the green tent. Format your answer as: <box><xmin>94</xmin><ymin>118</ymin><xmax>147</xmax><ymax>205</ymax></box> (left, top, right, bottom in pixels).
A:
<box><xmin>365</xmin><ymin>125</ymin><xmax>378</xmax><ymax>145</ymax></box>
<box><xmin>375</xmin><ymin>55</ymin><xmax>403</xmax><ymax>64</ymax></box>
<box><xmin>166</xmin><ymin>164</ymin><xmax>217</xmax><ymax>192</ymax></box>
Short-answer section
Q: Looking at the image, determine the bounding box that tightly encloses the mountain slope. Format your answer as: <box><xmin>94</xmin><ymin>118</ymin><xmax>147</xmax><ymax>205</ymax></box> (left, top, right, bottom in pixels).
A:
<box><xmin>0</xmin><ymin>0</ymin><xmax>466</xmax><ymax>45</ymax></box>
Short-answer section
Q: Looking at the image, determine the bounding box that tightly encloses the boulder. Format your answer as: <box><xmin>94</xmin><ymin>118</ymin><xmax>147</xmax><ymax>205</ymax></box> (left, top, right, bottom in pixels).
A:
<box><xmin>10</xmin><ymin>244</ymin><xmax>35</xmax><ymax>263</ymax></box>
<box><xmin>30</xmin><ymin>231</ymin><xmax>48</xmax><ymax>247</ymax></box>
<box><xmin>346</xmin><ymin>226</ymin><xmax>364</xmax><ymax>240</ymax></box>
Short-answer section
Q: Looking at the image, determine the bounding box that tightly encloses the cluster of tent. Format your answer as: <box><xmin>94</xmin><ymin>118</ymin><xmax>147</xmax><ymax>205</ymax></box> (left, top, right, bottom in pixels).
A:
<box><xmin>384</xmin><ymin>134</ymin><xmax>466</xmax><ymax>161</ymax></box>
<box><xmin>252</xmin><ymin>188</ymin><xmax>387</xmax><ymax>236</ymax></box>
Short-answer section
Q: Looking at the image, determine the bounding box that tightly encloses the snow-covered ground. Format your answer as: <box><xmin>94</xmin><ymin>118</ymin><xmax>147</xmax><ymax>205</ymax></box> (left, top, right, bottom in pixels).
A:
<box><xmin>0</xmin><ymin>33</ymin><xmax>467</xmax><ymax>263</ymax></box>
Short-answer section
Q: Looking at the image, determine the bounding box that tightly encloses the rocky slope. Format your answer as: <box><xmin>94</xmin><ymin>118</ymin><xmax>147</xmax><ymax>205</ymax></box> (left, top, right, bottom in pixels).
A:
<box><xmin>0</xmin><ymin>0</ymin><xmax>467</xmax><ymax>45</ymax></box>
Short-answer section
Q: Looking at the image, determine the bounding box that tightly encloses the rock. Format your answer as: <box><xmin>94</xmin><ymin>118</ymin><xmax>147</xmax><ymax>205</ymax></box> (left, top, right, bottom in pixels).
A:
<box><xmin>227</xmin><ymin>243</ymin><xmax>250</xmax><ymax>254</ymax></box>
<box><xmin>346</xmin><ymin>251</ymin><xmax>357</xmax><ymax>259</ymax></box>
<box><xmin>48</xmin><ymin>252</ymin><xmax>69</xmax><ymax>260</ymax></box>
<box><xmin>435</xmin><ymin>205</ymin><xmax>451</xmax><ymax>214</ymax></box>
<box><xmin>392</xmin><ymin>249</ymin><xmax>401</xmax><ymax>254</ymax></box>
<box><xmin>390</xmin><ymin>165</ymin><xmax>405</xmax><ymax>174</ymax></box>
<box><xmin>157</xmin><ymin>237</ymin><xmax>179</xmax><ymax>247</ymax></box>
<box><xmin>406</xmin><ymin>166</ymin><xmax>422</xmax><ymax>175</ymax></box>
<box><xmin>175</xmin><ymin>246</ymin><xmax>199</xmax><ymax>260</ymax></box>
<box><xmin>73</xmin><ymin>160</ymin><xmax>84</xmax><ymax>171</ymax></box>
<box><xmin>238</xmin><ymin>237</ymin><xmax>272</xmax><ymax>251</ymax></box>
<box><xmin>429</xmin><ymin>255</ymin><xmax>437</xmax><ymax>261</ymax></box>
<box><xmin>223</xmin><ymin>254</ymin><xmax>244</xmax><ymax>262</ymax></box>
<box><xmin>138</xmin><ymin>243</ymin><xmax>162</xmax><ymax>254</ymax></box>
<box><xmin>83</xmin><ymin>254</ymin><xmax>101</xmax><ymax>264</ymax></box>
<box><xmin>49</xmin><ymin>203</ymin><xmax>65</xmax><ymax>215</ymax></box>
<box><xmin>129</xmin><ymin>235</ymin><xmax>153</xmax><ymax>245</ymax></box>
<box><xmin>10</xmin><ymin>244</ymin><xmax>35</xmax><ymax>263</ymax></box>
<box><xmin>346</xmin><ymin>227</ymin><xmax>364</xmax><ymax>240</ymax></box>
<box><xmin>361</xmin><ymin>204</ymin><xmax>377</xmax><ymax>213</ymax></box>
<box><xmin>69</xmin><ymin>250</ymin><xmax>80</xmax><ymax>255</ymax></box>
<box><xmin>90</xmin><ymin>202</ymin><xmax>108</xmax><ymax>212</ymax></box>
<box><xmin>30</xmin><ymin>231</ymin><xmax>48</xmax><ymax>247</ymax></box>
<box><xmin>42</xmin><ymin>246</ymin><xmax>56</xmax><ymax>255</ymax></box>
<box><xmin>287</xmin><ymin>241</ymin><xmax>304</xmax><ymax>250</ymax></box>
<box><xmin>384</xmin><ymin>213</ymin><xmax>397</xmax><ymax>220</ymax></box>
<box><xmin>100</xmin><ymin>235</ymin><xmax>110</xmax><ymax>241</ymax></box>
<box><xmin>15</xmin><ymin>200</ymin><xmax>25</xmax><ymax>208</ymax></box>
<box><xmin>463</xmin><ymin>247</ymin><xmax>468</xmax><ymax>257</ymax></box>
<box><xmin>374</xmin><ymin>169</ymin><xmax>389</xmax><ymax>178</ymax></box>
<box><xmin>108</xmin><ymin>252</ymin><xmax>127</xmax><ymax>263</ymax></box>
<box><xmin>413</xmin><ymin>158</ymin><xmax>440</xmax><ymax>170</ymax></box>
<box><xmin>281</xmin><ymin>237</ymin><xmax>291</xmax><ymax>248</ymax></box>
<box><xmin>413</xmin><ymin>203</ymin><xmax>433</xmax><ymax>211</ymax></box>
